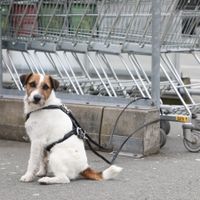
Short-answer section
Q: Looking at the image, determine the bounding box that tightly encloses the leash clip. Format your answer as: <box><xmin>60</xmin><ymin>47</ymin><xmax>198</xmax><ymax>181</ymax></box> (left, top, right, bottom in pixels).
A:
<box><xmin>76</xmin><ymin>127</ymin><xmax>86</xmax><ymax>140</ymax></box>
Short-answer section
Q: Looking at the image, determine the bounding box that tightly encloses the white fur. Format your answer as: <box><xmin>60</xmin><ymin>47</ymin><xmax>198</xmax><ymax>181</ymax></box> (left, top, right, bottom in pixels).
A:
<box><xmin>102</xmin><ymin>165</ymin><xmax>123</xmax><ymax>180</ymax></box>
<box><xmin>20</xmin><ymin>75</ymin><xmax>122</xmax><ymax>184</ymax></box>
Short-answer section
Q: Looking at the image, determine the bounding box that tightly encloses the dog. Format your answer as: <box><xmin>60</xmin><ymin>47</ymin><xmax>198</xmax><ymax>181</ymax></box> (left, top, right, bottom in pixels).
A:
<box><xmin>19</xmin><ymin>73</ymin><xmax>122</xmax><ymax>184</ymax></box>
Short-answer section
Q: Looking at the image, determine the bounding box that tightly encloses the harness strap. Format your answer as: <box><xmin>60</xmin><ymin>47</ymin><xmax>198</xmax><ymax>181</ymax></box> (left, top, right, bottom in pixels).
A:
<box><xmin>25</xmin><ymin>112</ymin><xmax>31</xmax><ymax>121</ymax></box>
<box><xmin>25</xmin><ymin>105</ymin><xmax>70</xmax><ymax>122</ymax></box>
<box><xmin>46</xmin><ymin>127</ymin><xmax>86</xmax><ymax>152</ymax></box>
<box><xmin>85</xmin><ymin>140</ymin><xmax>112</xmax><ymax>165</ymax></box>
<box><xmin>45</xmin><ymin>129</ymin><xmax>76</xmax><ymax>152</ymax></box>
<box><xmin>85</xmin><ymin>133</ymin><xmax>106</xmax><ymax>149</ymax></box>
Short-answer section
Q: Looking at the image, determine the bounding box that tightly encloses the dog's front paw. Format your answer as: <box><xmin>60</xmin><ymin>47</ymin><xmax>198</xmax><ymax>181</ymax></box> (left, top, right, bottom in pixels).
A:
<box><xmin>20</xmin><ymin>173</ymin><xmax>34</xmax><ymax>182</ymax></box>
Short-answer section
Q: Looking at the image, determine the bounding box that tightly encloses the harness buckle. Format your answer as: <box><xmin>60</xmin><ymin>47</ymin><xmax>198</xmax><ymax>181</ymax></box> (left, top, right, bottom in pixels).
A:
<box><xmin>76</xmin><ymin>127</ymin><xmax>86</xmax><ymax>139</ymax></box>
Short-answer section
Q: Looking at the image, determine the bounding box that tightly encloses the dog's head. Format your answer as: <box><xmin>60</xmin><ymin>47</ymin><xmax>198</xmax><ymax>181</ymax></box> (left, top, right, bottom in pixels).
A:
<box><xmin>20</xmin><ymin>73</ymin><xmax>59</xmax><ymax>107</ymax></box>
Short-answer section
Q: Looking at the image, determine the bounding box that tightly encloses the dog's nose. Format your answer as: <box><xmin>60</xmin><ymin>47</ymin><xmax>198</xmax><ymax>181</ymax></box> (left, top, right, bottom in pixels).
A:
<box><xmin>33</xmin><ymin>94</ymin><xmax>41</xmax><ymax>103</ymax></box>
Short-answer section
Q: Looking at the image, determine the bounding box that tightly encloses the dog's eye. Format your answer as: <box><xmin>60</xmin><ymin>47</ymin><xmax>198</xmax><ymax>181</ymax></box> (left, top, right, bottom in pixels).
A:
<box><xmin>29</xmin><ymin>81</ymin><xmax>36</xmax><ymax>88</ymax></box>
<box><xmin>42</xmin><ymin>84</ymin><xmax>50</xmax><ymax>90</ymax></box>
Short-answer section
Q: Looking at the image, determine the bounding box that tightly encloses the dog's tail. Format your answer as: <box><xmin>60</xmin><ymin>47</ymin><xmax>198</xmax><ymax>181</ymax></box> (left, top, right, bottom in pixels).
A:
<box><xmin>80</xmin><ymin>165</ymin><xmax>122</xmax><ymax>181</ymax></box>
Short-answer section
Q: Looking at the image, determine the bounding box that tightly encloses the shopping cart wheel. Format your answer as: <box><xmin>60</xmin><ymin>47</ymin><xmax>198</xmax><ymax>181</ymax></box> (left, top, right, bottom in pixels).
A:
<box><xmin>160</xmin><ymin>128</ymin><xmax>167</xmax><ymax>148</ymax></box>
<box><xmin>183</xmin><ymin>130</ymin><xmax>200</xmax><ymax>152</ymax></box>
<box><xmin>160</xmin><ymin>120</ymin><xmax>170</xmax><ymax>135</ymax></box>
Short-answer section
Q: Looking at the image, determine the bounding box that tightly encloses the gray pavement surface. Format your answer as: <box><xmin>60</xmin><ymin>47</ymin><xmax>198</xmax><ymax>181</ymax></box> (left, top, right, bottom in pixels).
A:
<box><xmin>1</xmin><ymin>122</ymin><xmax>200</xmax><ymax>200</ymax></box>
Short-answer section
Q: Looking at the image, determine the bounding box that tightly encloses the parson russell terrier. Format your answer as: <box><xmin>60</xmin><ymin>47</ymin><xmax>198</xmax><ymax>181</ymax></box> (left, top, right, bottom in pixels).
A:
<box><xmin>19</xmin><ymin>73</ymin><xmax>122</xmax><ymax>184</ymax></box>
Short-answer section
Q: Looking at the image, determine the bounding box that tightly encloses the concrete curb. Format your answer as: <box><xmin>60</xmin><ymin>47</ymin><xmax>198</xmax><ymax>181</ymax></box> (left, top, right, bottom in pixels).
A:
<box><xmin>0</xmin><ymin>97</ymin><xmax>160</xmax><ymax>155</ymax></box>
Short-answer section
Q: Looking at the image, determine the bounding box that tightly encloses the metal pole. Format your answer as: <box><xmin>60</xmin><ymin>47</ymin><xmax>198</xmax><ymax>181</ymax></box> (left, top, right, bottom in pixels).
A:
<box><xmin>173</xmin><ymin>53</ymin><xmax>181</xmax><ymax>76</ymax></box>
<box><xmin>0</xmin><ymin>6</ymin><xmax>3</xmax><ymax>96</ymax></box>
<box><xmin>151</xmin><ymin>0</ymin><xmax>161</xmax><ymax>108</ymax></box>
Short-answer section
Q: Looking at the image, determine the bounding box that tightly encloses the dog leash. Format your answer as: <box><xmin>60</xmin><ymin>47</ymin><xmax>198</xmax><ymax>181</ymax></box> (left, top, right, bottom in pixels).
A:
<box><xmin>25</xmin><ymin>105</ymin><xmax>112</xmax><ymax>165</ymax></box>
<box><xmin>25</xmin><ymin>100</ymin><xmax>160</xmax><ymax>165</ymax></box>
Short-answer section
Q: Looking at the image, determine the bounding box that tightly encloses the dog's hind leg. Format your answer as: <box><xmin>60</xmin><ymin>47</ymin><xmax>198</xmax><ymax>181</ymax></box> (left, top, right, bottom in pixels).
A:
<box><xmin>38</xmin><ymin>174</ymin><xmax>70</xmax><ymax>185</ymax></box>
<box><xmin>38</xmin><ymin>151</ymin><xmax>71</xmax><ymax>184</ymax></box>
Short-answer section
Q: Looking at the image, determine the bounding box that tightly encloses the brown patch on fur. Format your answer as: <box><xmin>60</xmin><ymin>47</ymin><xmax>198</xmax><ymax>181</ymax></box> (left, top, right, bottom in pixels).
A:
<box><xmin>39</xmin><ymin>75</ymin><xmax>53</xmax><ymax>101</ymax></box>
<box><xmin>49</xmin><ymin>76</ymin><xmax>59</xmax><ymax>91</ymax></box>
<box><xmin>20</xmin><ymin>73</ymin><xmax>33</xmax><ymax>86</ymax></box>
<box><xmin>80</xmin><ymin>167</ymin><xmax>103</xmax><ymax>181</ymax></box>
<box><xmin>25</xmin><ymin>74</ymin><xmax>41</xmax><ymax>97</ymax></box>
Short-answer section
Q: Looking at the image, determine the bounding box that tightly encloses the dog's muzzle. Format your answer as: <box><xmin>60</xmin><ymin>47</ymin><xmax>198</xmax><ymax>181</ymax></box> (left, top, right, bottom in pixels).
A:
<box><xmin>33</xmin><ymin>94</ymin><xmax>42</xmax><ymax>104</ymax></box>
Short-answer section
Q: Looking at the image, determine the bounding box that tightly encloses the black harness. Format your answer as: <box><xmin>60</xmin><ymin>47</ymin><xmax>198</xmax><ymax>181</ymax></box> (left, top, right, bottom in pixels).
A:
<box><xmin>25</xmin><ymin>105</ymin><xmax>112</xmax><ymax>165</ymax></box>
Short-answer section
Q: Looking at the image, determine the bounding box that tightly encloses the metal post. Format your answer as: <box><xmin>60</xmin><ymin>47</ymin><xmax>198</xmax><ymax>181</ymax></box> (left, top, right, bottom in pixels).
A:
<box><xmin>173</xmin><ymin>53</ymin><xmax>181</xmax><ymax>76</ymax></box>
<box><xmin>151</xmin><ymin>0</ymin><xmax>161</xmax><ymax>108</ymax></box>
<box><xmin>0</xmin><ymin>6</ymin><xmax>3</xmax><ymax>96</ymax></box>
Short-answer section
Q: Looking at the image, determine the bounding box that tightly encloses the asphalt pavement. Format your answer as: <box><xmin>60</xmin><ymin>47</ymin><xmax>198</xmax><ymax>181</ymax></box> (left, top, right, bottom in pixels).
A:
<box><xmin>1</xmin><ymin>122</ymin><xmax>200</xmax><ymax>200</ymax></box>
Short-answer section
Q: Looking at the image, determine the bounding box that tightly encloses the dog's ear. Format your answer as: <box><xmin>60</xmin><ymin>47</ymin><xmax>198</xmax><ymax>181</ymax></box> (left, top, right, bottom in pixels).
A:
<box><xmin>20</xmin><ymin>73</ymin><xmax>33</xmax><ymax>86</ymax></box>
<box><xmin>49</xmin><ymin>76</ymin><xmax>60</xmax><ymax>91</ymax></box>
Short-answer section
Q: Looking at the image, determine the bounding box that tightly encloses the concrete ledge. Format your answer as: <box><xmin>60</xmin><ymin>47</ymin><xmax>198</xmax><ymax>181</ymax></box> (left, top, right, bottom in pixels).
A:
<box><xmin>0</xmin><ymin>124</ymin><xmax>25</xmax><ymax>141</ymax></box>
<box><xmin>101</xmin><ymin>107</ymin><xmax>160</xmax><ymax>155</ymax></box>
<box><xmin>0</xmin><ymin>99</ymin><xmax>25</xmax><ymax>141</ymax></box>
<box><xmin>0</xmin><ymin>97</ymin><xmax>160</xmax><ymax>155</ymax></box>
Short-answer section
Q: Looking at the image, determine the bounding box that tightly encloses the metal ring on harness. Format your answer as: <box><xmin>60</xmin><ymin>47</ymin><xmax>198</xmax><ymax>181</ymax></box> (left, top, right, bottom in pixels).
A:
<box><xmin>76</xmin><ymin>127</ymin><xmax>86</xmax><ymax>140</ymax></box>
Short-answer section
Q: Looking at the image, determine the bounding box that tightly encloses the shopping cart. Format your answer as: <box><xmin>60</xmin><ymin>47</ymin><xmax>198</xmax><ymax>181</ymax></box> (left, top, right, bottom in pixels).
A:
<box><xmin>1</xmin><ymin>0</ymin><xmax>200</xmax><ymax>151</ymax></box>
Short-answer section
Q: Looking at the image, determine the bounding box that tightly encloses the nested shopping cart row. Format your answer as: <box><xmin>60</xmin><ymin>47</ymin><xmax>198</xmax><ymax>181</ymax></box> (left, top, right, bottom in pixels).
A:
<box><xmin>1</xmin><ymin>0</ymin><xmax>200</xmax><ymax>52</ymax></box>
